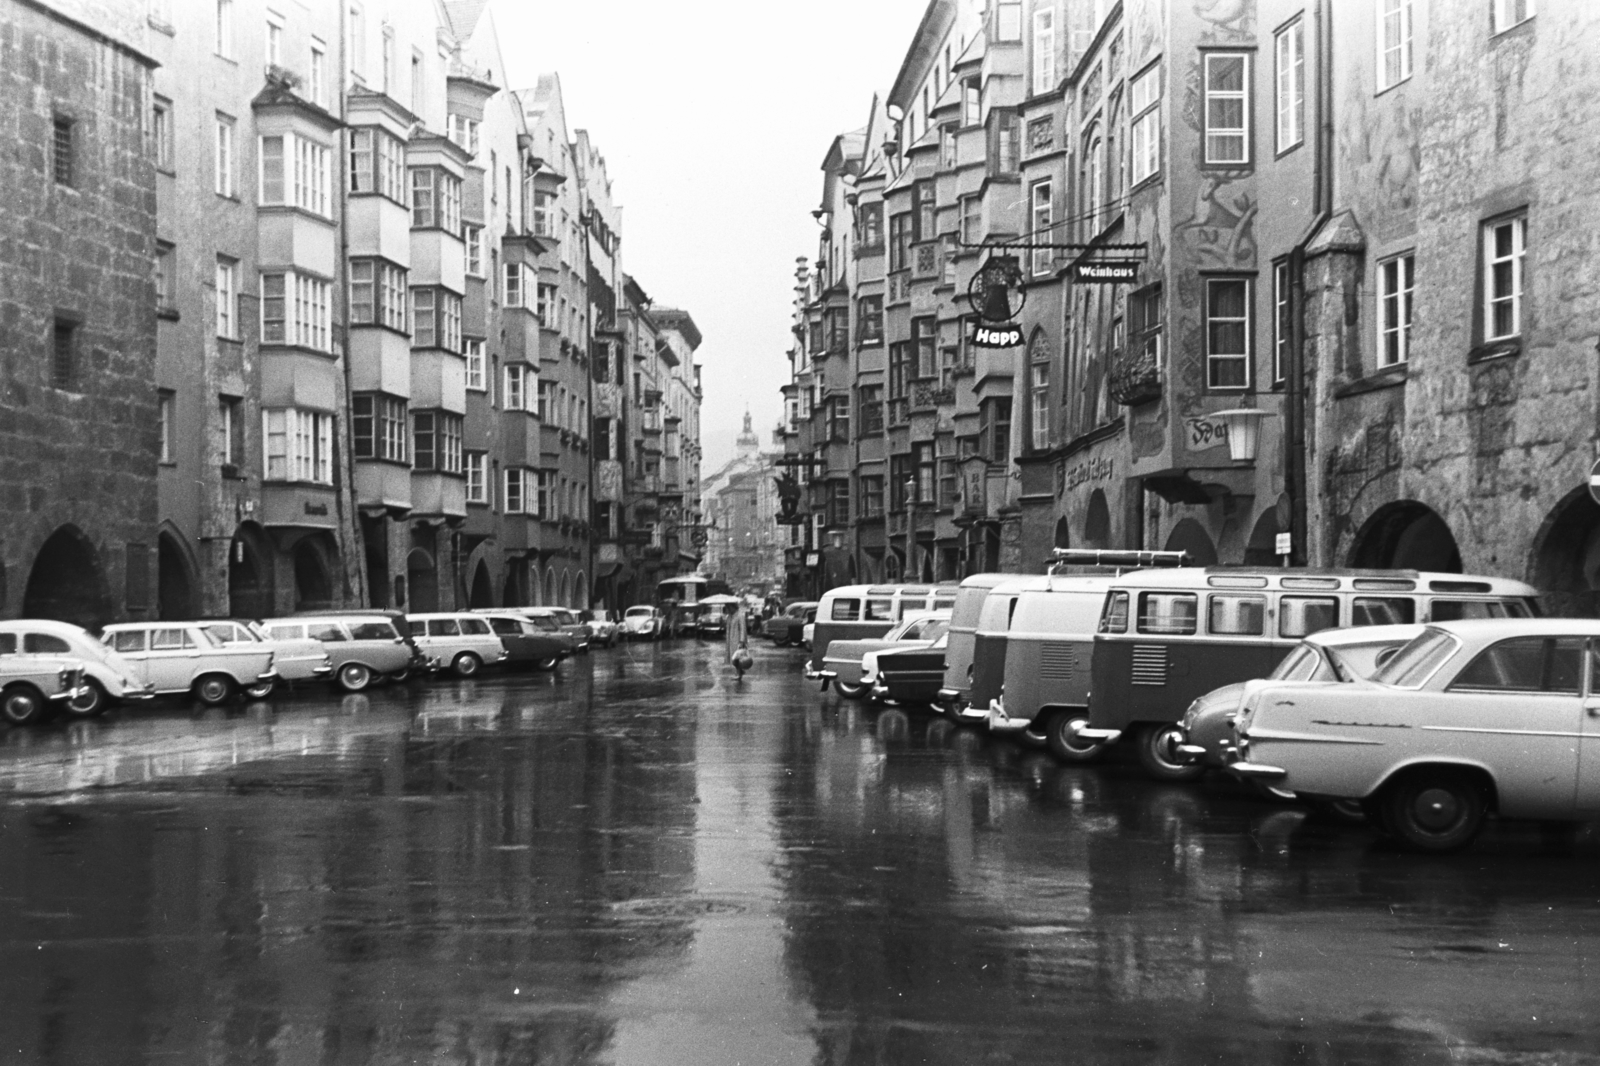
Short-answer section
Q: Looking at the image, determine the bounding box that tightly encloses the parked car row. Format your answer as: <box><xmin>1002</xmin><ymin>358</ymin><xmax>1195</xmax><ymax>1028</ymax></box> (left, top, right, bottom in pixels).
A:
<box><xmin>800</xmin><ymin>554</ymin><xmax>1577</xmax><ymax>852</ymax></box>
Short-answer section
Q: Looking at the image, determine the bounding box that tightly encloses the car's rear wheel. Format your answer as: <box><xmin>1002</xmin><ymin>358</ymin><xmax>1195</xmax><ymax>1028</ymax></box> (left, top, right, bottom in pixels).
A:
<box><xmin>452</xmin><ymin>652</ymin><xmax>483</xmax><ymax>678</ymax></box>
<box><xmin>834</xmin><ymin>680</ymin><xmax>866</xmax><ymax>700</ymax></box>
<box><xmin>1382</xmin><ymin>771</ymin><xmax>1486</xmax><ymax>853</ymax></box>
<box><xmin>194</xmin><ymin>674</ymin><xmax>235</xmax><ymax>707</ymax></box>
<box><xmin>1044</xmin><ymin>711</ymin><xmax>1107</xmax><ymax>764</ymax></box>
<box><xmin>535</xmin><ymin>654</ymin><xmax>560</xmax><ymax>671</ymax></box>
<box><xmin>1</xmin><ymin>684</ymin><xmax>49</xmax><ymax>726</ymax></box>
<box><xmin>244</xmin><ymin>680</ymin><xmax>275</xmax><ymax>700</ymax></box>
<box><xmin>337</xmin><ymin>662</ymin><xmax>372</xmax><ymax>693</ymax></box>
<box><xmin>65</xmin><ymin>679</ymin><xmax>109</xmax><ymax>718</ymax></box>
<box><xmin>1135</xmin><ymin>722</ymin><xmax>1205</xmax><ymax>782</ymax></box>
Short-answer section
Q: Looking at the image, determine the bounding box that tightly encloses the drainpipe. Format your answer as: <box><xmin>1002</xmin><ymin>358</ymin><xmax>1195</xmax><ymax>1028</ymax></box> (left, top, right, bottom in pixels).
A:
<box><xmin>1286</xmin><ymin>0</ymin><xmax>1334</xmax><ymax>567</ymax></box>
<box><xmin>335</xmin><ymin>3</ymin><xmax>366</xmax><ymax>606</ymax></box>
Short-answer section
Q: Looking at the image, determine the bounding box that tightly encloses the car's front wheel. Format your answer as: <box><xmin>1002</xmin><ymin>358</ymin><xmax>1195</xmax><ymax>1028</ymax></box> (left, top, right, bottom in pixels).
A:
<box><xmin>193</xmin><ymin>674</ymin><xmax>235</xmax><ymax>707</ymax></box>
<box><xmin>1382</xmin><ymin>771</ymin><xmax>1487</xmax><ymax>853</ymax></box>
<box><xmin>1</xmin><ymin>684</ymin><xmax>49</xmax><ymax>726</ymax></box>
<box><xmin>65</xmin><ymin>679</ymin><xmax>110</xmax><ymax>718</ymax></box>
<box><xmin>244</xmin><ymin>680</ymin><xmax>275</xmax><ymax>700</ymax></box>
<box><xmin>1135</xmin><ymin>722</ymin><xmax>1205</xmax><ymax>782</ymax></box>
<box><xmin>452</xmin><ymin>652</ymin><xmax>483</xmax><ymax>678</ymax></box>
<box><xmin>1044</xmin><ymin>711</ymin><xmax>1107</xmax><ymax>764</ymax></box>
<box><xmin>834</xmin><ymin>680</ymin><xmax>866</xmax><ymax>700</ymax></box>
<box><xmin>534</xmin><ymin>654</ymin><xmax>560</xmax><ymax>672</ymax></box>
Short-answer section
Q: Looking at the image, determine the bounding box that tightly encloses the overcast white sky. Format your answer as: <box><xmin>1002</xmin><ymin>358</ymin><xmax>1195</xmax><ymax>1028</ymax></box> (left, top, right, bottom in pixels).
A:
<box><xmin>493</xmin><ymin>0</ymin><xmax>930</xmax><ymax>475</ymax></box>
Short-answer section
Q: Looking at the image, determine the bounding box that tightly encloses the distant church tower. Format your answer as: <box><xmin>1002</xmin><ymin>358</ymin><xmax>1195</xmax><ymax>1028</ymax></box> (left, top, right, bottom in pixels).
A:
<box><xmin>736</xmin><ymin>409</ymin><xmax>759</xmax><ymax>460</ymax></box>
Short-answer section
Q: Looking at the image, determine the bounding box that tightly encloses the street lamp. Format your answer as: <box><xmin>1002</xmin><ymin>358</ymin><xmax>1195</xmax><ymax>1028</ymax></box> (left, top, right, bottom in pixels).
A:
<box><xmin>904</xmin><ymin>477</ymin><xmax>917</xmax><ymax>582</ymax></box>
<box><xmin>1212</xmin><ymin>408</ymin><xmax>1273</xmax><ymax>463</ymax></box>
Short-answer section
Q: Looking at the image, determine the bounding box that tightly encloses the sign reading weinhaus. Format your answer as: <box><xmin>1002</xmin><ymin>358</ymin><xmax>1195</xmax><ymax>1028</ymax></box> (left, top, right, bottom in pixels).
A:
<box><xmin>971</xmin><ymin>323</ymin><xmax>1023</xmax><ymax>348</ymax></box>
<box><xmin>1071</xmin><ymin>260</ymin><xmax>1140</xmax><ymax>284</ymax></box>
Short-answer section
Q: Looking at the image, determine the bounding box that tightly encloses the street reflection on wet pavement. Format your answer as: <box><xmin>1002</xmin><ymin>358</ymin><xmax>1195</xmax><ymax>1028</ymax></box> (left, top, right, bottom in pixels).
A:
<box><xmin>3</xmin><ymin>639</ymin><xmax>1600</xmax><ymax>1065</ymax></box>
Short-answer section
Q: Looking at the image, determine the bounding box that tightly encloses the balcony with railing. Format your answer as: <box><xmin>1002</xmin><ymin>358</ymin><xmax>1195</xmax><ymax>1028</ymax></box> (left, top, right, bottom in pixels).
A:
<box><xmin>911</xmin><ymin>380</ymin><xmax>955</xmax><ymax>411</ymax></box>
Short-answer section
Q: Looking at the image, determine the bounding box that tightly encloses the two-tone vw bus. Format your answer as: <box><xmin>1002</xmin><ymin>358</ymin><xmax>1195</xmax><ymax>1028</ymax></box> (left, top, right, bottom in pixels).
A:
<box><xmin>936</xmin><ymin>574</ymin><xmax>1017</xmax><ymax>721</ymax></box>
<box><xmin>984</xmin><ymin>550</ymin><xmax>1189</xmax><ymax>755</ymax></box>
<box><xmin>804</xmin><ymin>584</ymin><xmax>958</xmax><ymax>685</ymax></box>
<box><xmin>955</xmin><ymin>575</ymin><xmax>1053</xmax><ymax>726</ymax></box>
<box><xmin>1078</xmin><ymin>568</ymin><xmax>1541</xmax><ymax>780</ymax></box>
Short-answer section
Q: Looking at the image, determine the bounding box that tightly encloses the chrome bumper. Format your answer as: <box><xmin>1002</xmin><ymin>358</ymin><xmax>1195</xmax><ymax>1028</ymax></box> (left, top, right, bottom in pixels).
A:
<box><xmin>985</xmin><ymin>697</ymin><xmax>1031</xmax><ymax>734</ymax></box>
<box><xmin>1228</xmin><ymin>761</ymin><xmax>1289</xmax><ymax>781</ymax></box>
<box><xmin>312</xmin><ymin>663</ymin><xmax>334</xmax><ymax>677</ymax></box>
<box><xmin>1072</xmin><ymin>724</ymin><xmax>1122</xmax><ymax>744</ymax></box>
<box><xmin>803</xmin><ymin>662</ymin><xmax>831</xmax><ymax>690</ymax></box>
<box><xmin>869</xmin><ymin>680</ymin><xmax>890</xmax><ymax>701</ymax></box>
<box><xmin>256</xmin><ymin>670</ymin><xmax>280</xmax><ymax>684</ymax></box>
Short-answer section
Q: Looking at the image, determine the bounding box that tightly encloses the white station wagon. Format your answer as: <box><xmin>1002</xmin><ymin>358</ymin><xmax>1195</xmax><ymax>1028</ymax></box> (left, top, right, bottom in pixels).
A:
<box><xmin>1229</xmin><ymin>618</ymin><xmax>1600</xmax><ymax>852</ymax></box>
<box><xmin>101</xmin><ymin>623</ymin><xmax>277</xmax><ymax>706</ymax></box>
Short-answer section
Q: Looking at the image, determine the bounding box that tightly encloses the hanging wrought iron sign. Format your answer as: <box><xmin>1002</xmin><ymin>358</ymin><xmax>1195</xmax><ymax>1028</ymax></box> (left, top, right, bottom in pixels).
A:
<box><xmin>966</xmin><ymin>255</ymin><xmax>1025</xmax><ymax>322</ymax></box>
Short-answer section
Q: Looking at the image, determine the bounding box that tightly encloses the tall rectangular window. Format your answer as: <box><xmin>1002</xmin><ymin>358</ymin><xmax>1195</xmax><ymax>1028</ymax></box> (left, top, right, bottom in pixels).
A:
<box><xmin>916</xmin><ymin>443</ymin><xmax>936</xmax><ymax>504</ymax></box>
<box><xmin>1492</xmin><ymin>0</ymin><xmax>1534</xmax><ymax>32</ymax></box>
<box><xmin>158</xmin><ymin>390</ymin><xmax>173</xmax><ymax>460</ymax></box>
<box><xmin>214</xmin><ymin>114</ymin><xmax>235</xmax><ymax>196</ymax></box>
<box><xmin>504</xmin><ymin>468</ymin><xmax>525</xmax><ymax>513</ymax></box>
<box><xmin>504</xmin><ymin>363</ymin><xmax>526</xmax><ymax>410</ymax></box>
<box><xmin>889</xmin><ymin>214</ymin><xmax>911</xmax><ymax>272</ymax></box>
<box><xmin>410</xmin><ymin>167</ymin><xmax>435</xmax><ymax>227</ymax></box>
<box><xmin>412</xmin><ymin>288</ymin><xmax>435</xmax><ymax>347</ymax></box>
<box><xmin>309</xmin><ymin>41</ymin><xmax>326</xmax><ymax>107</ymax></box>
<box><xmin>155</xmin><ymin>243</ymin><xmax>175</xmax><ymax>311</ymax></box>
<box><xmin>465</xmin><ymin>339</ymin><xmax>485</xmax><ymax>391</ymax></box>
<box><xmin>504</xmin><ymin>261</ymin><xmax>523</xmax><ymax>307</ymax></box>
<box><xmin>1032</xmin><ymin>8</ymin><xmax>1056</xmax><ymax>95</ymax></box>
<box><xmin>1379</xmin><ymin>253</ymin><xmax>1414</xmax><ymax>366</ymax></box>
<box><xmin>1203</xmin><ymin>54</ymin><xmax>1249</xmax><ymax>164</ymax></box>
<box><xmin>1484</xmin><ymin>216</ymin><xmax>1526</xmax><ymax>342</ymax></box>
<box><xmin>1276</xmin><ymin>19</ymin><xmax>1304</xmax><ymax>152</ymax></box>
<box><xmin>962</xmin><ymin>77</ymin><xmax>981</xmax><ymax>126</ymax></box>
<box><xmin>465</xmin><ymin>452</ymin><xmax>486</xmax><ymax>503</ymax></box>
<box><xmin>52</xmin><ymin>319</ymin><xmax>76</xmax><ymax>390</ymax></box>
<box><xmin>995</xmin><ymin>0</ymin><xmax>1022</xmax><ymax>41</ymax></box>
<box><xmin>995</xmin><ymin>111</ymin><xmax>1020</xmax><ymax>173</ymax></box>
<box><xmin>913</xmin><ymin>317</ymin><xmax>938</xmax><ymax>379</ymax></box>
<box><xmin>464</xmin><ymin>225</ymin><xmax>482</xmax><ymax>276</ymax></box>
<box><xmin>1030</xmin><ymin>179</ymin><xmax>1053</xmax><ymax>276</ymax></box>
<box><xmin>261</xmin><ymin>273</ymin><xmax>285</xmax><ymax>343</ymax></box>
<box><xmin>1378</xmin><ymin>0</ymin><xmax>1413</xmax><ymax>90</ymax></box>
<box><xmin>215</xmin><ymin>257</ymin><xmax>237</xmax><ymax>338</ymax></box>
<box><xmin>265</xmin><ymin>12</ymin><xmax>282</xmax><ymax>68</ymax></box>
<box><xmin>1205</xmin><ymin>277</ymin><xmax>1251</xmax><ymax>389</ymax></box>
<box><xmin>153</xmin><ymin>97</ymin><xmax>173</xmax><ymax>170</ymax></box>
<box><xmin>215</xmin><ymin>0</ymin><xmax>233</xmax><ymax>58</ymax></box>
<box><xmin>220</xmin><ymin>396</ymin><xmax>244</xmax><ymax>468</ymax></box>
<box><xmin>859</xmin><ymin>384</ymin><xmax>884</xmax><ymax>435</ymax></box>
<box><xmin>1030</xmin><ymin>362</ymin><xmax>1050</xmax><ymax>451</ymax></box>
<box><xmin>52</xmin><ymin>116</ymin><xmax>73</xmax><ymax>186</ymax></box>
<box><xmin>1129</xmin><ymin>63</ymin><xmax>1161</xmax><ymax>183</ymax></box>
<box><xmin>260</xmin><ymin>135</ymin><xmax>285</xmax><ymax>202</ymax></box>
<box><xmin>1274</xmin><ymin>261</ymin><xmax>1291</xmax><ymax>383</ymax></box>
<box><xmin>1130</xmin><ymin>284</ymin><xmax>1164</xmax><ymax>370</ymax></box>
<box><xmin>857</xmin><ymin>296</ymin><xmax>883</xmax><ymax>346</ymax></box>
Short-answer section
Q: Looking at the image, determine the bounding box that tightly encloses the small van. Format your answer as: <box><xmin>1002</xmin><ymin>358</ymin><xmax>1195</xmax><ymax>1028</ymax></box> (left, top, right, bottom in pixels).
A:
<box><xmin>804</xmin><ymin>584</ymin><xmax>958</xmax><ymax>682</ymax></box>
<box><xmin>956</xmin><ymin>576</ymin><xmax>1053</xmax><ymax>726</ymax></box>
<box><xmin>264</xmin><ymin>614</ymin><xmax>414</xmax><ymax>692</ymax></box>
<box><xmin>1078</xmin><ymin>567</ymin><xmax>1541</xmax><ymax>779</ymax></box>
<box><xmin>936</xmin><ymin>574</ymin><xmax>1017</xmax><ymax>721</ymax></box>
<box><xmin>406</xmin><ymin>612</ymin><xmax>507</xmax><ymax>677</ymax></box>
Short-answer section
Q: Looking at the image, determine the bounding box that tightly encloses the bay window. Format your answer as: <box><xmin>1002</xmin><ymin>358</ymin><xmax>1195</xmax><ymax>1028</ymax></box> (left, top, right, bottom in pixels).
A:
<box><xmin>348</xmin><ymin>126</ymin><xmax>405</xmax><ymax>201</ymax></box>
<box><xmin>349</xmin><ymin>258</ymin><xmax>407</xmax><ymax>331</ymax></box>
<box><xmin>504</xmin><ymin>468</ymin><xmax>528</xmax><ymax>513</ymax></box>
<box><xmin>261</xmin><ymin>271</ymin><xmax>331</xmax><ymax>350</ymax></box>
<box><xmin>412</xmin><ymin>411</ymin><xmax>463</xmax><ymax>474</ymax></box>
<box><xmin>263</xmin><ymin>408</ymin><xmax>333</xmax><ymax>484</ymax></box>
<box><xmin>410</xmin><ymin>166</ymin><xmax>462</xmax><ymax>232</ymax></box>
<box><xmin>410</xmin><ymin>287</ymin><xmax>462</xmax><ymax>351</ymax></box>
<box><xmin>352</xmin><ymin>393</ymin><xmax>406</xmax><ymax>462</ymax></box>
<box><xmin>504</xmin><ymin>363</ymin><xmax>528</xmax><ymax>410</ymax></box>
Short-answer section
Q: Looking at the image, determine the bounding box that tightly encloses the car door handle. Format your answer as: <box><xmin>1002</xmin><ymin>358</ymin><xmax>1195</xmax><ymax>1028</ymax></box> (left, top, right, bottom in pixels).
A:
<box><xmin>1587</xmin><ymin>705</ymin><xmax>1600</xmax><ymax>718</ymax></box>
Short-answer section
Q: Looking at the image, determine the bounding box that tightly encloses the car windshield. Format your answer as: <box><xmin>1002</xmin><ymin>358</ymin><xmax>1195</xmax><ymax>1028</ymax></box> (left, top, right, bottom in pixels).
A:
<box><xmin>1372</xmin><ymin>629</ymin><xmax>1461</xmax><ymax>688</ymax></box>
<box><xmin>625</xmin><ymin>608</ymin><xmax>652</xmax><ymax>618</ymax></box>
<box><xmin>529</xmin><ymin>616</ymin><xmax>560</xmax><ymax>631</ymax></box>
<box><xmin>1269</xmin><ymin>644</ymin><xmax>1325</xmax><ymax>682</ymax></box>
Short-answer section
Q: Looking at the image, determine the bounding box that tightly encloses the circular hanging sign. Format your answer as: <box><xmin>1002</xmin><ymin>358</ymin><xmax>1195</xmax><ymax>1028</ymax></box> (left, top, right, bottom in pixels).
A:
<box><xmin>966</xmin><ymin>254</ymin><xmax>1026</xmax><ymax>322</ymax></box>
<box><xmin>1589</xmin><ymin>458</ymin><xmax>1600</xmax><ymax>505</ymax></box>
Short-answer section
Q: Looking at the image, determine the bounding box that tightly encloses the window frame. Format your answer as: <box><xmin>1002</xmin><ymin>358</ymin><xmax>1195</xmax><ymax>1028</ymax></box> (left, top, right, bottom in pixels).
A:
<box><xmin>1491</xmin><ymin>0</ymin><xmax>1535</xmax><ymax>34</ymax></box>
<box><xmin>1273</xmin><ymin>259</ymin><xmax>1290</xmax><ymax>385</ymax></box>
<box><xmin>1275</xmin><ymin>17</ymin><xmax>1304</xmax><ymax>154</ymax></box>
<box><xmin>214</xmin><ymin>113</ymin><xmax>235</xmax><ymax>197</ymax></box>
<box><xmin>1204</xmin><ymin>275</ymin><xmax>1252</xmax><ymax>391</ymax></box>
<box><xmin>1201</xmin><ymin>52</ymin><xmax>1250</xmax><ymax>166</ymax></box>
<box><xmin>1129</xmin><ymin>61</ymin><xmax>1162</xmax><ymax>185</ymax></box>
<box><xmin>1032</xmin><ymin>7</ymin><xmax>1056</xmax><ymax>95</ymax></box>
<box><xmin>215</xmin><ymin>257</ymin><xmax>238</xmax><ymax>339</ymax></box>
<box><xmin>1377</xmin><ymin>0</ymin><xmax>1414</xmax><ymax>92</ymax></box>
<box><xmin>1481</xmin><ymin>215</ymin><xmax>1527</xmax><ymax>344</ymax></box>
<box><xmin>1029</xmin><ymin>178</ymin><xmax>1053</xmax><ymax>276</ymax></box>
<box><xmin>1378</xmin><ymin>251</ymin><xmax>1414</xmax><ymax>367</ymax></box>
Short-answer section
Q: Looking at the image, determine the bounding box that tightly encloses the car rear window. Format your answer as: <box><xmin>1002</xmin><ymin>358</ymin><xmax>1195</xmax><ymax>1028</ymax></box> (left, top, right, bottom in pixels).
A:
<box><xmin>1269</xmin><ymin>644</ymin><xmax>1322</xmax><ymax>682</ymax></box>
<box><xmin>1449</xmin><ymin>637</ymin><xmax>1582</xmax><ymax>694</ymax></box>
<box><xmin>24</xmin><ymin>634</ymin><xmax>73</xmax><ymax>655</ymax></box>
<box><xmin>831</xmin><ymin>598</ymin><xmax>861</xmax><ymax>622</ymax></box>
<box><xmin>427</xmin><ymin>618</ymin><xmax>461</xmax><ymax>637</ymax></box>
<box><xmin>1374</xmin><ymin>629</ymin><xmax>1460</xmax><ymax>688</ymax></box>
<box><xmin>489</xmin><ymin>618</ymin><xmax>520</xmax><ymax>635</ymax></box>
<box><xmin>347</xmin><ymin>622</ymin><xmax>392</xmax><ymax>641</ymax></box>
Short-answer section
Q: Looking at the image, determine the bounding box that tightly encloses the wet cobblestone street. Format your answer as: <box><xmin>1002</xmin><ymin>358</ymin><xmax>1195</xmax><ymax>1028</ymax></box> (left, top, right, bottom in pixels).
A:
<box><xmin>3</xmin><ymin>639</ymin><xmax>1600</xmax><ymax>1065</ymax></box>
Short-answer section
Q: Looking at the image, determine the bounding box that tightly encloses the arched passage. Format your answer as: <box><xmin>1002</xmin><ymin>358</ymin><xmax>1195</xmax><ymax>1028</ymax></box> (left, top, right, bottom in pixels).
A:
<box><xmin>293</xmin><ymin>534</ymin><xmax>338</xmax><ymax>612</ymax></box>
<box><xmin>1163</xmin><ymin>518</ymin><xmax>1218</xmax><ymax>566</ymax></box>
<box><xmin>543</xmin><ymin>568</ymin><xmax>556</xmax><ymax>606</ymax></box>
<box><xmin>1083</xmin><ymin>490</ymin><xmax>1111</xmax><ymax>549</ymax></box>
<box><xmin>574</xmin><ymin>570</ymin><xmax>587</xmax><ymax>608</ymax></box>
<box><xmin>407</xmin><ymin>548</ymin><xmax>438</xmax><ymax>613</ymax></box>
<box><xmin>23</xmin><ymin>525</ymin><xmax>113</xmax><ymax>628</ymax></box>
<box><xmin>1054</xmin><ymin>517</ymin><xmax>1071</xmax><ymax>550</ymax></box>
<box><xmin>1529</xmin><ymin>487</ymin><xmax>1600</xmax><ymax>616</ymax></box>
<box><xmin>558</xmin><ymin>571</ymin><xmax>571</xmax><ymax>608</ymax></box>
<box><xmin>1349</xmin><ymin>501</ymin><xmax>1462</xmax><ymax>573</ymax></box>
<box><xmin>157</xmin><ymin>527</ymin><xmax>199</xmax><ymax>620</ymax></box>
<box><xmin>468</xmin><ymin>561</ymin><xmax>493</xmax><ymax>609</ymax></box>
<box><xmin>1243</xmin><ymin>509</ymin><xmax>1284</xmax><ymax>566</ymax></box>
<box><xmin>229</xmin><ymin>524</ymin><xmax>273</xmax><ymax>619</ymax></box>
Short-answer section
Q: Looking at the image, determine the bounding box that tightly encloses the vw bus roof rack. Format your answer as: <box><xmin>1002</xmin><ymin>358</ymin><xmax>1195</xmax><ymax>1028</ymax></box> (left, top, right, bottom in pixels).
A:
<box><xmin>1046</xmin><ymin>549</ymin><xmax>1191</xmax><ymax>575</ymax></box>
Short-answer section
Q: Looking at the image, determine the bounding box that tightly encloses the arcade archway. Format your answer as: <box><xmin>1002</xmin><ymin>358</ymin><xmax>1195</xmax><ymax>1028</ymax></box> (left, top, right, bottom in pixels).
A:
<box><xmin>407</xmin><ymin>547</ymin><xmax>438</xmax><ymax>613</ymax></box>
<box><xmin>228</xmin><ymin>525</ymin><xmax>272</xmax><ymax>619</ymax></box>
<box><xmin>1244</xmin><ymin>509</ymin><xmax>1284</xmax><ymax>566</ymax></box>
<box><xmin>23</xmin><ymin>525</ymin><xmax>113</xmax><ymax>629</ymax></box>
<box><xmin>469</xmin><ymin>561</ymin><xmax>493</xmax><ymax>608</ymax></box>
<box><xmin>293</xmin><ymin>535</ymin><xmax>338</xmax><ymax>612</ymax></box>
<box><xmin>157</xmin><ymin>527</ymin><xmax>199</xmax><ymax>620</ymax></box>
<box><xmin>1530</xmin><ymin>488</ymin><xmax>1600</xmax><ymax>616</ymax></box>
<box><xmin>1163</xmin><ymin>518</ymin><xmax>1218</xmax><ymax>566</ymax></box>
<box><xmin>1083</xmin><ymin>490</ymin><xmax>1111</xmax><ymax>549</ymax></box>
<box><xmin>1054</xmin><ymin>517</ymin><xmax>1071</xmax><ymax>550</ymax></box>
<box><xmin>1349</xmin><ymin>501</ymin><xmax>1462</xmax><ymax>573</ymax></box>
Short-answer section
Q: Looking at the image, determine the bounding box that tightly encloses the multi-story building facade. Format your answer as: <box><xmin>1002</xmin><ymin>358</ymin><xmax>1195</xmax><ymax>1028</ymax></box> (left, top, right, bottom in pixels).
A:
<box><xmin>700</xmin><ymin>414</ymin><xmax>782</xmax><ymax>594</ymax></box>
<box><xmin>0</xmin><ymin>0</ymin><xmax>158</xmax><ymax>629</ymax></box>
<box><xmin>785</xmin><ymin>0</ymin><xmax>1600</xmax><ymax>614</ymax></box>
<box><xmin>0</xmin><ymin>0</ymin><xmax>701</xmax><ymax>627</ymax></box>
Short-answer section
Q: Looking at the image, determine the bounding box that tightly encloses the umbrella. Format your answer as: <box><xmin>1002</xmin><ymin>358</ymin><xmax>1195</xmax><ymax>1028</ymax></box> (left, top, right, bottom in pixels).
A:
<box><xmin>697</xmin><ymin>594</ymin><xmax>743</xmax><ymax>606</ymax></box>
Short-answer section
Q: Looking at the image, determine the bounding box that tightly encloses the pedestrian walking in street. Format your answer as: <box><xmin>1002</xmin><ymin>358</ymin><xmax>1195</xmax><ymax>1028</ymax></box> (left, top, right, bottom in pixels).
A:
<box><xmin>726</xmin><ymin>607</ymin><xmax>751</xmax><ymax>680</ymax></box>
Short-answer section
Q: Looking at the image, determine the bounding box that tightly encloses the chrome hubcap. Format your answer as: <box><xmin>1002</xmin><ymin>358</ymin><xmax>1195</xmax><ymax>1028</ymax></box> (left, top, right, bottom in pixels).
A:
<box><xmin>1413</xmin><ymin>788</ymin><xmax>1461</xmax><ymax>831</ymax></box>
